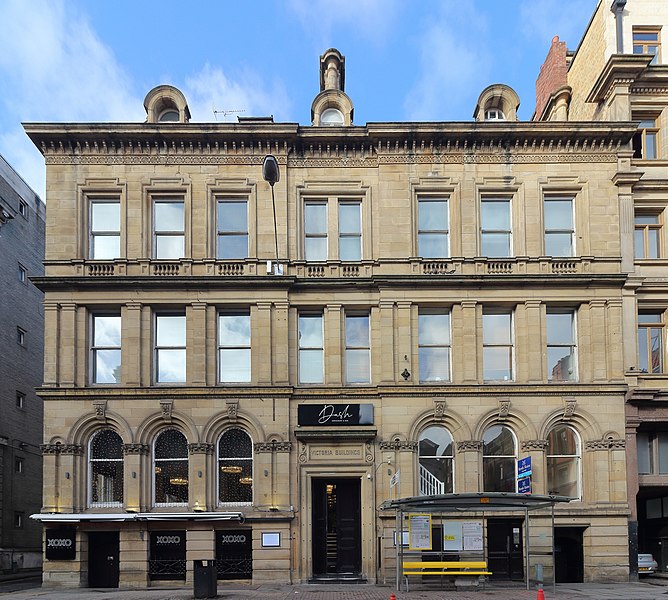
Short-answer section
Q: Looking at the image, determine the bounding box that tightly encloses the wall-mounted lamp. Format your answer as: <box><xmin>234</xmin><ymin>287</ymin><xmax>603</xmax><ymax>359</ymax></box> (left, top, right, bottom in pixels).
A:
<box><xmin>193</xmin><ymin>501</ymin><xmax>205</xmax><ymax>512</ymax></box>
<box><xmin>64</xmin><ymin>472</ymin><xmax>70</xmax><ymax>479</ymax></box>
<box><xmin>262</xmin><ymin>155</ymin><xmax>283</xmax><ymax>276</ymax></box>
<box><xmin>132</xmin><ymin>471</ymin><xmax>137</xmax><ymax>479</ymax></box>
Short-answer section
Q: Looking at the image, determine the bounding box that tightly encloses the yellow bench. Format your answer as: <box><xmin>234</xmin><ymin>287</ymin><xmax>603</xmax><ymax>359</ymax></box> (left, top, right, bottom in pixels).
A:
<box><xmin>402</xmin><ymin>560</ymin><xmax>492</xmax><ymax>591</ymax></box>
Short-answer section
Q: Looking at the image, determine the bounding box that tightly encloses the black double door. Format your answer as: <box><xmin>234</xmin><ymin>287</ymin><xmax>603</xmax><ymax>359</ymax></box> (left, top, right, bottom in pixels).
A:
<box><xmin>312</xmin><ymin>478</ymin><xmax>361</xmax><ymax>577</ymax></box>
<box><xmin>88</xmin><ymin>531</ymin><xmax>119</xmax><ymax>588</ymax></box>
<box><xmin>487</xmin><ymin>519</ymin><xmax>524</xmax><ymax>581</ymax></box>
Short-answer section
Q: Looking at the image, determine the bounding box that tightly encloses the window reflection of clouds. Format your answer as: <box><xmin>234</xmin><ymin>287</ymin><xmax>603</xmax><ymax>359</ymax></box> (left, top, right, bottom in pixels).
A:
<box><xmin>157</xmin><ymin>316</ymin><xmax>186</xmax><ymax>346</ymax></box>
<box><xmin>219</xmin><ymin>315</ymin><xmax>250</xmax><ymax>345</ymax></box>
<box><xmin>483</xmin><ymin>313</ymin><xmax>511</xmax><ymax>344</ymax></box>
<box><xmin>94</xmin><ymin>316</ymin><xmax>121</xmax><ymax>346</ymax></box>
<box><xmin>483</xmin><ymin>425</ymin><xmax>516</xmax><ymax>455</ymax></box>
<box><xmin>346</xmin><ymin>315</ymin><xmax>369</xmax><ymax>346</ymax></box>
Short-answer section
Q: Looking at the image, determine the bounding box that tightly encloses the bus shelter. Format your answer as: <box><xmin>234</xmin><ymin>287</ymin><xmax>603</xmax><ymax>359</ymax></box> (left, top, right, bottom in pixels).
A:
<box><xmin>380</xmin><ymin>492</ymin><xmax>572</xmax><ymax>593</ymax></box>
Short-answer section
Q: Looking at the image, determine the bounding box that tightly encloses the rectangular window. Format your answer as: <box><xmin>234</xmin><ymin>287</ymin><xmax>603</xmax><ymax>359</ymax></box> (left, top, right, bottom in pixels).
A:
<box><xmin>18</xmin><ymin>264</ymin><xmax>27</xmax><ymax>283</ymax></box>
<box><xmin>638</xmin><ymin>312</ymin><xmax>664</xmax><ymax>373</ymax></box>
<box><xmin>418</xmin><ymin>198</ymin><xmax>449</xmax><ymax>258</ymax></box>
<box><xmin>15</xmin><ymin>458</ymin><xmax>23</xmax><ymax>473</ymax></box>
<box><xmin>16</xmin><ymin>392</ymin><xmax>25</xmax><ymax>409</ymax></box>
<box><xmin>635</xmin><ymin>213</ymin><xmax>662</xmax><ymax>259</ymax></box>
<box><xmin>154</xmin><ymin>199</ymin><xmax>184</xmax><ymax>259</ymax></box>
<box><xmin>633</xmin><ymin>27</ymin><xmax>661</xmax><ymax>65</ymax></box>
<box><xmin>16</xmin><ymin>327</ymin><xmax>25</xmax><ymax>346</ymax></box>
<box><xmin>544</xmin><ymin>196</ymin><xmax>574</xmax><ymax>256</ymax></box>
<box><xmin>637</xmin><ymin>432</ymin><xmax>668</xmax><ymax>475</ymax></box>
<box><xmin>481</xmin><ymin>198</ymin><xmax>511</xmax><ymax>257</ymax></box>
<box><xmin>155</xmin><ymin>315</ymin><xmax>186</xmax><ymax>383</ymax></box>
<box><xmin>217</xmin><ymin>199</ymin><xmax>248</xmax><ymax>259</ymax></box>
<box><xmin>18</xmin><ymin>200</ymin><xmax>27</xmax><ymax>218</ymax></box>
<box><xmin>633</xmin><ymin>118</ymin><xmax>659</xmax><ymax>160</ymax></box>
<box><xmin>91</xmin><ymin>314</ymin><xmax>121</xmax><ymax>384</ymax></box>
<box><xmin>218</xmin><ymin>313</ymin><xmax>251</xmax><ymax>382</ymax></box>
<box><xmin>14</xmin><ymin>513</ymin><xmax>23</xmax><ymax>529</ymax></box>
<box><xmin>483</xmin><ymin>311</ymin><xmax>513</xmax><ymax>381</ymax></box>
<box><xmin>304</xmin><ymin>201</ymin><xmax>328</xmax><ymax>261</ymax></box>
<box><xmin>299</xmin><ymin>314</ymin><xmax>323</xmax><ymax>384</ymax></box>
<box><xmin>339</xmin><ymin>202</ymin><xmax>361</xmax><ymax>261</ymax></box>
<box><xmin>90</xmin><ymin>200</ymin><xmax>120</xmax><ymax>259</ymax></box>
<box><xmin>345</xmin><ymin>313</ymin><xmax>370</xmax><ymax>383</ymax></box>
<box><xmin>547</xmin><ymin>310</ymin><xmax>577</xmax><ymax>381</ymax></box>
<box><xmin>418</xmin><ymin>311</ymin><xmax>450</xmax><ymax>382</ymax></box>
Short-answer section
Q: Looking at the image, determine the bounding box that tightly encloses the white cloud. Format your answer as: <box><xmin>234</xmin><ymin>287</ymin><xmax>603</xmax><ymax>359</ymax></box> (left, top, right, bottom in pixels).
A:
<box><xmin>404</xmin><ymin>4</ymin><xmax>491</xmax><ymax>121</ymax></box>
<box><xmin>185</xmin><ymin>65</ymin><xmax>291</xmax><ymax>123</ymax></box>
<box><xmin>519</xmin><ymin>0</ymin><xmax>597</xmax><ymax>46</ymax></box>
<box><xmin>288</xmin><ymin>0</ymin><xmax>401</xmax><ymax>47</ymax></box>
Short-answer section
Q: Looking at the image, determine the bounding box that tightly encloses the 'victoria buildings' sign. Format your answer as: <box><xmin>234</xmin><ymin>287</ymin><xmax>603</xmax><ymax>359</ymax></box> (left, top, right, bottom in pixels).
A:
<box><xmin>298</xmin><ymin>404</ymin><xmax>373</xmax><ymax>426</ymax></box>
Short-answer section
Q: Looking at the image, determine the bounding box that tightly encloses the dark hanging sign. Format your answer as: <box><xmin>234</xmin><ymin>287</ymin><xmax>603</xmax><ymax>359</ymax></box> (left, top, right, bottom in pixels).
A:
<box><xmin>298</xmin><ymin>403</ymin><xmax>373</xmax><ymax>426</ymax></box>
<box><xmin>45</xmin><ymin>528</ymin><xmax>76</xmax><ymax>560</ymax></box>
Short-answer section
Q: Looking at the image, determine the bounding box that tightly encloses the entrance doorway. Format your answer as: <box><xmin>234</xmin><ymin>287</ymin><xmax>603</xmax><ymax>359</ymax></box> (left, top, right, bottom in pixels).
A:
<box><xmin>555</xmin><ymin>527</ymin><xmax>584</xmax><ymax>583</ymax></box>
<box><xmin>311</xmin><ymin>478</ymin><xmax>362</xmax><ymax>580</ymax></box>
<box><xmin>88</xmin><ymin>531</ymin><xmax>119</xmax><ymax>588</ymax></box>
<box><xmin>487</xmin><ymin>519</ymin><xmax>524</xmax><ymax>580</ymax></box>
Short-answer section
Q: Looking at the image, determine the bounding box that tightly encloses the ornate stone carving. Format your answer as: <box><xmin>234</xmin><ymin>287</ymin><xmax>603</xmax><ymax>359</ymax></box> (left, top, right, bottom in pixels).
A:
<box><xmin>255</xmin><ymin>441</ymin><xmax>292</xmax><ymax>453</ymax></box>
<box><xmin>434</xmin><ymin>400</ymin><xmax>446</xmax><ymax>419</ymax></box>
<box><xmin>498</xmin><ymin>398</ymin><xmax>511</xmax><ymax>419</ymax></box>
<box><xmin>298</xmin><ymin>441</ymin><xmax>308</xmax><ymax>464</ymax></box>
<box><xmin>59</xmin><ymin>444</ymin><xmax>83</xmax><ymax>455</ymax></box>
<box><xmin>41</xmin><ymin>444</ymin><xmax>62</xmax><ymax>455</ymax></box>
<box><xmin>379</xmin><ymin>439</ymin><xmax>418</xmax><ymax>451</ymax></box>
<box><xmin>609</xmin><ymin>439</ymin><xmax>626</xmax><ymax>449</ymax></box>
<box><xmin>92</xmin><ymin>400</ymin><xmax>107</xmax><ymax>422</ymax></box>
<box><xmin>123</xmin><ymin>443</ymin><xmax>149</xmax><ymax>455</ymax></box>
<box><xmin>365</xmin><ymin>441</ymin><xmax>373</xmax><ymax>463</ymax></box>
<box><xmin>160</xmin><ymin>400</ymin><xmax>173</xmax><ymax>422</ymax></box>
<box><xmin>226</xmin><ymin>400</ymin><xmax>239</xmax><ymax>422</ymax></box>
<box><xmin>522</xmin><ymin>440</ymin><xmax>548</xmax><ymax>451</ymax></box>
<box><xmin>563</xmin><ymin>397</ymin><xmax>577</xmax><ymax>420</ymax></box>
<box><xmin>457</xmin><ymin>440</ymin><xmax>482</xmax><ymax>452</ymax></box>
<box><xmin>188</xmin><ymin>443</ymin><xmax>214</xmax><ymax>455</ymax></box>
<box><xmin>585</xmin><ymin>438</ymin><xmax>626</xmax><ymax>451</ymax></box>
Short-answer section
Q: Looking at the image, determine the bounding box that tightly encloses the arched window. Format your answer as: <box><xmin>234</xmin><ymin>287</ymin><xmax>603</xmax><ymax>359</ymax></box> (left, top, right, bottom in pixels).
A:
<box><xmin>484</xmin><ymin>108</ymin><xmax>505</xmax><ymax>121</ymax></box>
<box><xmin>89</xmin><ymin>429</ymin><xmax>123</xmax><ymax>506</ymax></box>
<box><xmin>547</xmin><ymin>425</ymin><xmax>581</xmax><ymax>498</ymax></box>
<box><xmin>320</xmin><ymin>108</ymin><xmax>344</xmax><ymax>126</ymax></box>
<box><xmin>483</xmin><ymin>425</ymin><xmax>517</xmax><ymax>492</ymax></box>
<box><xmin>154</xmin><ymin>429</ymin><xmax>188</xmax><ymax>506</ymax></box>
<box><xmin>418</xmin><ymin>426</ymin><xmax>454</xmax><ymax>495</ymax></box>
<box><xmin>218</xmin><ymin>428</ymin><xmax>253</xmax><ymax>504</ymax></box>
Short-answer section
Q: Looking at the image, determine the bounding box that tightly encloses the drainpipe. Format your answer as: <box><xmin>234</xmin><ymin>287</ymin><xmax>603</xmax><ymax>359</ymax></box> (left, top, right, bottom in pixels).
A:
<box><xmin>611</xmin><ymin>0</ymin><xmax>627</xmax><ymax>53</ymax></box>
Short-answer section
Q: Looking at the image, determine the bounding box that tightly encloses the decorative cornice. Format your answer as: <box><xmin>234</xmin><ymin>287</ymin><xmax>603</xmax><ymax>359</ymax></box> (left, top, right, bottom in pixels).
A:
<box><xmin>379</xmin><ymin>440</ymin><xmax>418</xmax><ymax>451</ymax></box>
<box><xmin>457</xmin><ymin>440</ymin><xmax>483</xmax><ymax>452</ymax></box>
<box><xmin>254</xmin><ymin>441</ymin><xmax>292</xmax><ymax>453</ymax></box>
<box><xmin>41</xmin><ymin>444</ymin><xmax>62</xmax><ymax>455</ymax></box>
<box><xmin>522</xmin><ymin>440</ymin><xmax>548</xmax><ymax>451</ymax></box>
<box><xmin>60</xmin><ymin>444</ymin><xmax>83</xmax><ymax>455</ymax></box>
<box><xmin>188</xmin><ymin>443</ymin><xmax>215</xmax><ymax>455</ymax></box>
<box><xmin>123</xmin><ymin>443</ymin><xmax>149</xmax><ymax>455</ymax></box>
<box><xmin>585</xmin><ymin>438</ymin><xmax>626</xmax><ymax>451</ymax></box>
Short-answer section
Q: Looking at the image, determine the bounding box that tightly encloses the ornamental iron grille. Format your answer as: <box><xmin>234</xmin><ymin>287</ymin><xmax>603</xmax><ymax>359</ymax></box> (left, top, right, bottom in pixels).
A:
<box><xmin>154</xmin><ymin>429</ymin><xmax>189</xmax><ymax>506</ymax></box>
<box><xmin>483</xmin><ymin>425</ymin><xmax>517</xmax><ymax>492</ymax></box>
<box><xmin>418</xmin><ymin>425</ymin><xmax>454</xmax><ymax>495</ymax></box>
<box><xmin>89</xmin><ymin>429</ymin><xmax>123</xmax><ymax>507</ymax></box>
<box><xmin>218</xmin><ymin>428</ymin><xmax>252</xmax><ymax>504</ymax></box>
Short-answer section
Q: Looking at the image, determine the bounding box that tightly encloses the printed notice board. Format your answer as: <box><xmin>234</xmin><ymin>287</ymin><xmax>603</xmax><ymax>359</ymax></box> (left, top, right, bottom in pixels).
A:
<box><xmin>462</xmin><ymin>521</ymin><xmax>484</xmax><ymax>551</ymax></box>
<box><xmin>443</xmin><ymin>521</ymin><xmax>463</xmax><ymax>551</ymax></box>
<box><xmin>408</xmin><ymin>513</ymin><xmax>432</xmax><ymax>550</ymax></box>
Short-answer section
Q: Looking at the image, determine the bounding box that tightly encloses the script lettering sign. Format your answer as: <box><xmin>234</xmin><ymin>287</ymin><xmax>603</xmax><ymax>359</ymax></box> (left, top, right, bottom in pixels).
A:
<box><xmin>298</xmin><ymin>403</ymin><xmax>373</xmax><ymax>426</ymax></box>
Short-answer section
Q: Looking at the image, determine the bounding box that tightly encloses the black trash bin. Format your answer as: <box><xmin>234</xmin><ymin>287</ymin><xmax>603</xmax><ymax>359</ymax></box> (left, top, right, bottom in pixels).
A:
<box><xmin>193</xmin><ymin>559</ymin><xmax>217</xmax><ymax>598</ymax></box>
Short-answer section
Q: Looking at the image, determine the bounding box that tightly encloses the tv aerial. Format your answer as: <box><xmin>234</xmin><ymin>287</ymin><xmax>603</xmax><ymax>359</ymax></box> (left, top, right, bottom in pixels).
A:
<box><xmin>212</xmin><ymin>105</ymin><xmax>246</xmax><ymax>121</ymax></box>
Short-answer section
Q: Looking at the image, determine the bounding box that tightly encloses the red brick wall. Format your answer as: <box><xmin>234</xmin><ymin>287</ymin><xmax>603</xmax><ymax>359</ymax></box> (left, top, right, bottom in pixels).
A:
<box><xmin>534</xmin><ymin>36</ymin><xmax>568</xmax><ymax>120</ymax></box>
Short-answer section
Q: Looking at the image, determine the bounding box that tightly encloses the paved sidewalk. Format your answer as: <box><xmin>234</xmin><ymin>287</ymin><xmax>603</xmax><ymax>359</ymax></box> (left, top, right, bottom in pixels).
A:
<box><xmin>1</xmin><ymin>581</ymin><xmax>668</xmax><ymax>600</ymax></box>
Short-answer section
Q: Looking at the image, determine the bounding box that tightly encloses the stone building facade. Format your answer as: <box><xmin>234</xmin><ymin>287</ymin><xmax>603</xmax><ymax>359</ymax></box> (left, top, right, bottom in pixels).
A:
<box><xmin>534</xmin><ymin>0</ymin><xmax>668</xmax><ymax>578</ymax></box>
<box><xmin>0</xmin><ymin>155</ymin><xmax>45</xmax><ymax>572</ymax></box>
<box><xmin>27</xmin><ymin>42</ymin><xmax>639</xmax><ymax>586</ymax></box>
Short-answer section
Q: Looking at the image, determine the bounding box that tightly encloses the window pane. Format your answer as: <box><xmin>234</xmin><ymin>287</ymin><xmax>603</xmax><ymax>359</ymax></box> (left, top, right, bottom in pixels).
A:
<box><xmin>650</xmin><ymin>328</ymin><xmax>664</xmax><ymax>373</ymax></box>
<box><xmin>95</xmin><ymin>350</ymin><xmax>121</xmax><ymax>384</ymax></box>
<box><xmin>299</xmin><ymin>349</ymin><xmax>324</xmax><ymax>383</ymax></box>
<box><xmin>305</xmin><ymin>204</ymin><xmax>327</xmax><ymax>234</ymax></box>
<box><xmin>635</xmin><ymin>230</ymin><xmax>646</xmax><ymax>258</ymax></box>
<box><xmin>483</xmin><ymin>425</ymin><xmax>515</xmax><ymax>455</ymax></box>
<box><xmin>91</xmin><ymin>430</ymin><xmax>123</xmax><ymax>459</ymax></box>
<box><xmin>305</xmin><ymin>238</ymin><xmax>327</xmax><ymax>261</ymax></box>
<box><xmin>346</xmin><ymin>316</ymin><xmax>369</xmax><ymax>346</ymax></box>
<box><xmin>546</xmin><ymin>456</ymin><xmax>578</xmax><ymax>496</ymax></box>
<box><xmin>547</xmin><ymin>425</ymin><xmax>577</xmax><ymax>455</ymax></box>
<box><xmin>419</xmin><ymin>459</ymin><xmax>453</xmax><ymax>495</ymax></box>
<box><xmin>545</xmin><ymin>232</ymin><xmax>573</xmax><ymax>256</ymax></box>
<box><xmin>346</xmin><ymin>348</ymin><xmax>370</xmax><ymax>383</ymax></box>
<box><xmin>339</xmin><ymin>203</ymin><xmax>361</xmax><ymax>234</ymax></box>
<box><xmin>548</xmin><ymin>347</ymin><xmax>575</xmax><ymax>381</ymax></box>
<box><xmin>91</xmin><ymin>459</ymin><xmax>123</xmax><ymax>503</ymax></box>
<box><xmin>219</xmin><ymin>349</ymin><xmax>251</xmax><ymax>382</ymax></box>
<box><xmin>157</xmin><ymin>316</ymin><xmax>186</xmax><ymax>346</ymax></box>
<box><xmin>419</xmin><ymin>313</ymin><xmax>450</xmax><ymax>345</ymax></box>
<box><xmin>481</xmin><ymin>201</ymin><xmax>510</xmax><ymax>229</ymax></box>
<box><xmin>91</xmin><ymin>235</ymin><xmax>120</xmax><ymax>260</ymax></box>
<box><xmin>219</xmin><ymin>429</ymin><xmax>253</xmax><ymax>458</ymax></box>
<box><xmin>218</xmin><ymin>201</ymin><xmax>247</xmax><ymax>232</ymax></box>
<box><xmin>483</xmin><ymin>313</ymin><xmax>511</xmax><ymax>344</ymax></box>
<box><xmin>218</xmin><ymin>235</ymin><xmax>248</xmax><ymax>259</ymax></box>
<box><xmin>638</xmin><ymin>327</ymin><xmax>650</xmax><ymax>372</ymax></box>
<box><xmin>340</xmin><ymin>237</ymin><xmax>361</xmax><ymax>261</ymax></box>
<box><xmin>634</xmin><ymin>32</ymin><xmax>659</xmax><ymax>41</ymax></box>
<box><xmin>419</xmin><ymin>426</ymin><xmax>453</xmax><ymax>457</ymax></box>
<box><xmin>219</xmin><ymin>315</ymin><xmax>250</xmax><ymax>345</ymax></box>
<box><xmin>157</xmin><ymin>349</ymin><xmax>186</xmax><ymax>383</ymax></box>
<box><xmin>299</xmin><ymin>315</ymin><xmax>323</xmax><ymax>347</ymax></box>
<box><xmin>645</xmin><ymin>132</ymin><xmax>657</xmax><ymax>159</ymax></box>
<box><xmin>637</xmin><ymin>433</ymin><xmax>651</xmax><ymax>474</ymax></box>
<box><xmin>92</xmin><ymin>203</ymin><xmax>120</xmax><ymax>230</ymax></box>
<box><xmin>545</xmin><ymin>200</ymin><xmax>573</xmax><ymax>229</ymax></box>
<box><xmin>419</xmin><ymin>347</ymin><xmax>450</xmax><ymax>381</ymax></box>
<box><xmin>547</xmin><ymin>313</ymin><xmax>573</xmax><ymax>344</ymax></box>
<box><xmin>155</xmin><ymin>236</ymin><xmax>184</xmax><ymax>259</ymax></box>
<box><xmin>418</xmin><ymin>233</ymin><xmax>448</xmax><ymax>257</ymax></box>
<box><xmin>94</xmin><ymin>316</ymin><xmax>121</xmax><ymax>346</ymax></box>
<box><xmin>482</xmin><ymin>233</ymin><xmax>510</xmax><ymax>257</ymax></box>
<box><xmin>638</xmin><ymin>313</ymin><xmax>662</xmax><ymax>323</ymax></box>
<box><xmin>155</xmin><ymin>202</ymin><xmax>184</xmax><ymax>231</ymax></box>
<box><xmin>419</xmin><ymin>200</ymin><xmax>448</xmax><ymax>231</ymax></box>
<box><xmin>659</xmin><ymin>433</ymin><xmax>668</xmax><ymax>474</ymax></box>
<box><xmin>483</xmin><ymin>347</ymin><xmax>512</xmax><ymax>380</ymax></box>
<box><xmin>636</xmin><ymin>215</ymin><xmax>660</xmax><ymax>225</ymax></box>
<box><xmin>649</xmin><ymin>229</ymin><xmax>660</xmax><ymax>258</ymax></box>
<box><xmin>155</xmin><ymin>429</ymin><xmax>188</xmax><ymax>458</ymax></box>
<box><xmin>483</xmin><ymin>456</ymin><xmax>515</xmax><ymax>492</ymax></box>
<box><xmin>154</xmin><ymin>460</ymin><xmax>188</xmax><ymax>504</ymax></box>
<box><xmin>218</xmin><ymin>430</ymin><xmax>253</xmax><ymax>504</ymax></box>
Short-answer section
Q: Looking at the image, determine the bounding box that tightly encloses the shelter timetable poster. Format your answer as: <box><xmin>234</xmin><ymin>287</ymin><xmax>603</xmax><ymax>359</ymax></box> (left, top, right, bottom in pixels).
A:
<box><xmin>462</xmin><ymin>521</ymin><xmax>483</xmax><ymax>551</ymax></box>
<box><xmin>408</xmin><ymin>514</ymin><xmax>432</xmax><ymax>550</ymax></box>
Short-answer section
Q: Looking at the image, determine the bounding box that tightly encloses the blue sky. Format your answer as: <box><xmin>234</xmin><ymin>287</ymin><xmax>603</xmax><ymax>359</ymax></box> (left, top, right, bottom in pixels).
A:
<box><xmin>0</xmin><ymin>0</ymin><xmax>597</xmax><ymax>199</ymax></box>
